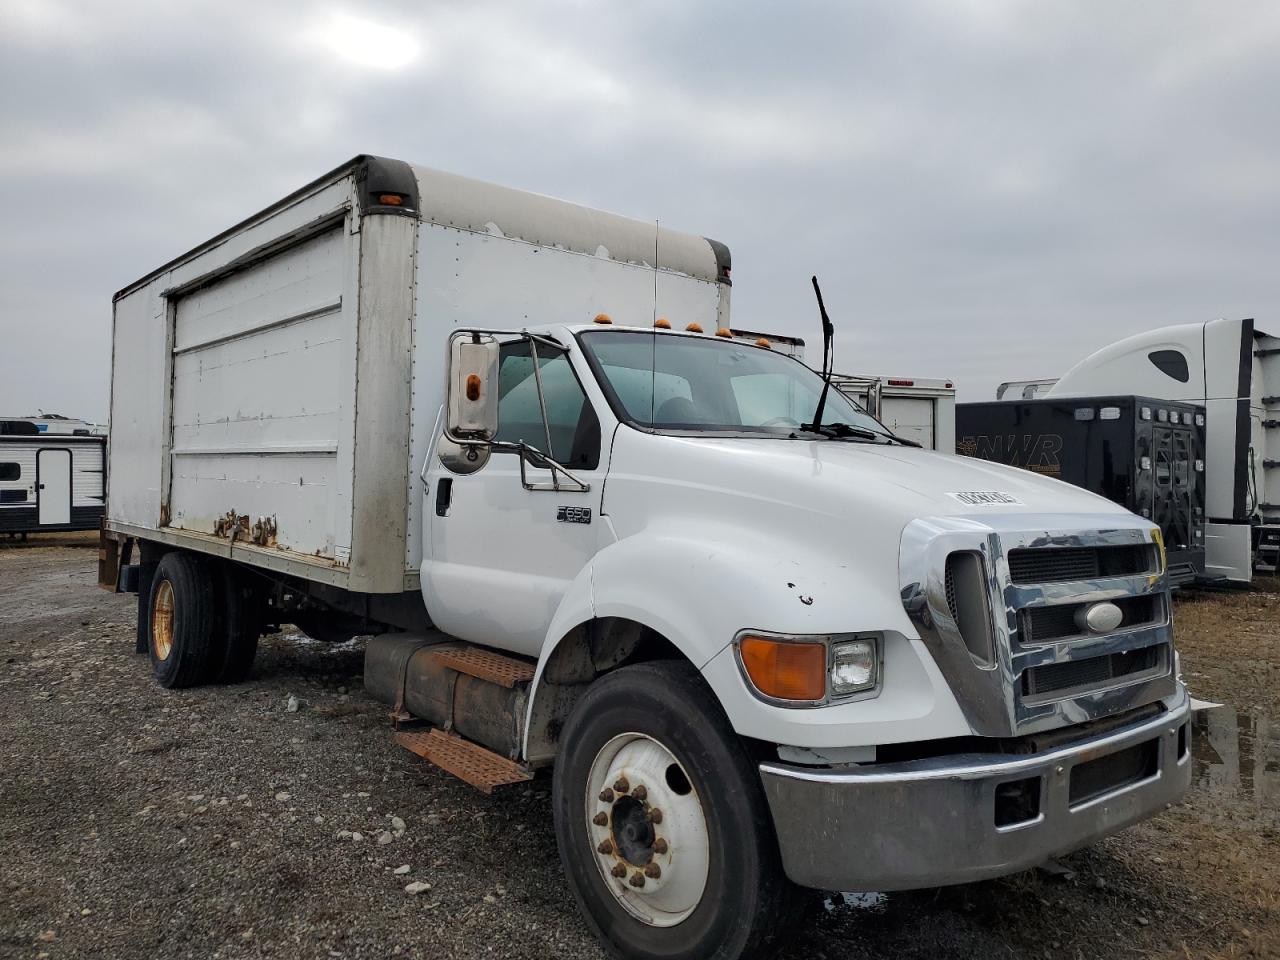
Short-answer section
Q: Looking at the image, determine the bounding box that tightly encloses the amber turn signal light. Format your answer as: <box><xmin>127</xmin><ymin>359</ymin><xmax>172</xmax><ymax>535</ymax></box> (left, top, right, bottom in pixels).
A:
<box><xmin>465</xmin><ymin>374</ymin><xmax>482</xmax><ymax>402</ymax></box>
<box><xmin>738</xmin><ymin>636</ymin><xmax>826</xmax><ymax>702</ymax></box>
<box><xmin>378</xmin><ymin>193</ymin><xmax>404</xmax><ymax>206</ymax></box>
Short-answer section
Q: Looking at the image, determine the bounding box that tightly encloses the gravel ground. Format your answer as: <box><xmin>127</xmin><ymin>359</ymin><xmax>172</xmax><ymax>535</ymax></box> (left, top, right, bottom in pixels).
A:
<box><xmin>1</xmin><ymin>534</ymin><xmax>1277</xmax><ymax>960</ymax></box>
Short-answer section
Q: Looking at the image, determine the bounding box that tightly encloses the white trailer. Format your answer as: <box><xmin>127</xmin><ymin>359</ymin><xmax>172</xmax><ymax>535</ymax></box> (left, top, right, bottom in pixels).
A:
<box><xmin>100</xmin><ymin>155</ymin><xmax>1191</xmax><ymax>960</ymax></box>
<box><xmin>1036</xmin><ymin>317</ymin><xmax>1279</xmax><ymax>580</ymax></box>
<box><xmin>0</xmin><ymin>421</ymin><xmax>105</xmax><ymax>537</ymax></box>
<box><xmin>830</xmin><ymin>374</ymin><xmax>956</xmax><ymax>452</ymax></box>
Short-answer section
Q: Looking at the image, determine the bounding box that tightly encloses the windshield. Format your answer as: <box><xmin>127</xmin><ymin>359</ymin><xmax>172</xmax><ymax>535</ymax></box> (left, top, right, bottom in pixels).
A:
<box><xmin>580</xmin><ymin>331</ymin><xmax>893</xmax><ymax>439</ymax></box>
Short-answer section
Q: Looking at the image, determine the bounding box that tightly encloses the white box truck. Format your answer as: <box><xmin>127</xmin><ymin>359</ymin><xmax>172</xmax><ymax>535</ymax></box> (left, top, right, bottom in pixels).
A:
<box><xmin>101</xmin><ymin>155</ymin><xmax>1192</xmax><ymax>960</ymax></box>
<box><xmin>830</xmin><ymin>374</ymin><xmax>956</xmax><ymax>452</ymax></box>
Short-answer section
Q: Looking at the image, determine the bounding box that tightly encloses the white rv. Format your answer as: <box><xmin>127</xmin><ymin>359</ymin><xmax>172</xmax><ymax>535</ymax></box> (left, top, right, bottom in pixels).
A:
<box><xmin>1021</xmin><ymin>317</ymin><xmax>1278</xmax><ymax>581</ymax></box>
<box><xmin>0</xmin><ymin>420</ymin><xmax>106</xmax><ymax>537</ymax></box>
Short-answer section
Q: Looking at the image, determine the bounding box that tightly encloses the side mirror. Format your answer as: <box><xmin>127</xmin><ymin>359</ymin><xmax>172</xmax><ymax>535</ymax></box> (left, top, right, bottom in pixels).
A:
<box><xmin>446</xmin><ymin>332</ymin><xmax>500</xmax><ymax>441</ymax></box>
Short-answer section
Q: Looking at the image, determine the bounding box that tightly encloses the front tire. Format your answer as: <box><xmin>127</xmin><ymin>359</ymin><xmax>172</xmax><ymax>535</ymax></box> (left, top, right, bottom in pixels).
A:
<box><xmin>148</xmin><ymin>551</ymin><xmax>217</xmax><ymax>689</ymax></box>
<box><xmin>552</xmin><ymin>661</ymin><xmax>799</xmax><ymax>960</ymax></box>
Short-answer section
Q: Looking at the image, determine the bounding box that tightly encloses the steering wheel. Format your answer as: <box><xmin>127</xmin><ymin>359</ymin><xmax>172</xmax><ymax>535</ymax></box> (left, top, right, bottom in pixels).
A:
<box><xmin>760</xmin><ymin>416</ymin><xmax>801</xmax><ymax>428</ymax></box>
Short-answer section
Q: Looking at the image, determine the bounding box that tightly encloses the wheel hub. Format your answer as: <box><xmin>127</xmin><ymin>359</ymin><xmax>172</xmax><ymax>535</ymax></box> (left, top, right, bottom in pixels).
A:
<box><xmin>151</xmin><ymin>578</ymin><xmax>175</xmax><ymax>661</ymax></box>
<box><xmin>585</xmin><ymin>733</ymin><xmax>710</xmax><ymax>927</ymax></box>
<box><xmin>610</xmin><ymin>795</ymin><xmax>655</xmax><ymax>865</ymax></box>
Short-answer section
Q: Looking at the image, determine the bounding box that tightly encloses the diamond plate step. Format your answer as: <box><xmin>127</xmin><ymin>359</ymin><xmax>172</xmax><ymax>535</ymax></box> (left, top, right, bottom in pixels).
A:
<box><xmin>395</xmin><ymin>729</ymin><xmax>533</xmax><ymax>794</ymax></box>
<box><xmin>430</xmin><ymin>647</ymin><xmax>535</xmax><ymax>688</ymax></box>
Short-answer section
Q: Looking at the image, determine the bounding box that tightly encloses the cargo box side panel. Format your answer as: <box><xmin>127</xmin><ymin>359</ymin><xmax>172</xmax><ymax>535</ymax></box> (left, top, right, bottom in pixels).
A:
<box><xmin>168</xmin><ymin>225</ymin><xmax>352</xmax><ymax>559</ymax></box>
<box><xmin>108</xmin><ymin>284</ymin><xmax>170</xmax><ymax>527</ymax></box>
<box><xmin>405</xmin><ymin>222</ymin><xmax>723</xmax><ymax>574</ymax></box>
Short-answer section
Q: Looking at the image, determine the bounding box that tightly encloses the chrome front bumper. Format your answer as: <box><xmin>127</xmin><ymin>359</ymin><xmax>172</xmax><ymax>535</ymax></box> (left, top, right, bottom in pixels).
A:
<box><xmin>759</xmin><ymin>686</ymin><xmax>1191</xmax><ymax>891</ymax></box>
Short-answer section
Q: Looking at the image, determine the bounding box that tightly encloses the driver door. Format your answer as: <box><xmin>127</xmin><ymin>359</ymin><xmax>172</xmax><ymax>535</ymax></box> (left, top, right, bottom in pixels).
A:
<box><xmin>422</xmin><ymin>339</ymin><xmax>607</xmax><ymax>656</ymax></box>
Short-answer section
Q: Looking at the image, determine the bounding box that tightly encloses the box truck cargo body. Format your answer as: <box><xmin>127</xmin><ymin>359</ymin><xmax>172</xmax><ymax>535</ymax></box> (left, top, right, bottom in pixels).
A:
<box><xmin>831</xmin><ymin>374</ymin><xmax>956</xmax><ymax>452</ymax></box>
<box><xmin>107</xmin><ymin>156</ymin><xmax>731</xmax><ymax>609</ymax></box>
<box><xmin>101</xmin><ymin>156</ymin><xmax>1192</xmax><ymax>960</ymax></box>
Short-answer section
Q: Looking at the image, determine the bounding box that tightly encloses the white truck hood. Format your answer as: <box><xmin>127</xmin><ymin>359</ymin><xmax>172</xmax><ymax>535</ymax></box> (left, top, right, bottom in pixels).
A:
<box><xmin>608</xmin><ymin>432</ymin><xmax>1131</xmax><ymax>527</ymax></box>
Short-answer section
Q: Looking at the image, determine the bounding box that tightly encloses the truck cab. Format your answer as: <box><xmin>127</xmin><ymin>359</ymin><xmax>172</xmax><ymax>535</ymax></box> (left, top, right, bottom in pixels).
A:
<box><xmin>412</xmin><ymin>319</ymin><xmax>1190</xmax><ymax>955</ymax></box>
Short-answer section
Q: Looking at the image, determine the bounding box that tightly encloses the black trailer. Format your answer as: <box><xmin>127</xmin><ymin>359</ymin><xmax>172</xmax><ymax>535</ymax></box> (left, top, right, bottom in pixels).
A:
<box><xmin>956</xmin><ymin>396</ymin><xmax>1206</xmax><ymax>585</ymax></box>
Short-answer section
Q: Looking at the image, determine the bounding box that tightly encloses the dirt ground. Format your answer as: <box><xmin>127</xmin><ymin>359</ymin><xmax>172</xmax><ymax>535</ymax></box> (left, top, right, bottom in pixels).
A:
<box><xmin>1</xmin><ymin>534</ymin><xmax>1277</xmax><ymax>960</ymax></box>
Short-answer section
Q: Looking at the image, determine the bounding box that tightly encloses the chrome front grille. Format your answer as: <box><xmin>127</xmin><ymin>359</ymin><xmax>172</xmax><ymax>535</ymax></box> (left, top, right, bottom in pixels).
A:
<box><xmin>899</xmin><ymin>513</ymin><xmax>1178</xmax><ymax>738</ymax></box>
<box><xmin>1007</xmin><ymin>544</ymin><xmax>1155</xmax><ymax>584</ymax></box>
<box><xmin>1021</xmin><ymin>645</ymin><xmax>1166</xmax><ymax>703</ymax></box>
<box><xmin>1020</xmin><ymin>594</ymin><xmax>1162</xmax><ymax>644</ymax></box>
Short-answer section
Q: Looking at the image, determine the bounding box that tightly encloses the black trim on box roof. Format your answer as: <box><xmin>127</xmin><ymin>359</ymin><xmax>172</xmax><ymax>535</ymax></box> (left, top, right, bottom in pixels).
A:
<box><xmin>113</xmin><ymin>155</ymin><xmax>418</xmax><ymax>302</ymax></box>
<box><xmin>356</xmin><ymin>156</ymin><xmax>420</xmax><ymax>218</ymax></box>
<box><xmin>704</xmin><ymin>237</ymin><xmax>732</xmax><ymax>286</ymax></box>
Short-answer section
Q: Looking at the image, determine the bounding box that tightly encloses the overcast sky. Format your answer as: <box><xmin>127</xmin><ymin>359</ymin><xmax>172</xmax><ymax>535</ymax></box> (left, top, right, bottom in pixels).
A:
<box><xmin>2</xmin><ymin>0</ymin><xmax>1278</xmax><ymax>421</ymax></box>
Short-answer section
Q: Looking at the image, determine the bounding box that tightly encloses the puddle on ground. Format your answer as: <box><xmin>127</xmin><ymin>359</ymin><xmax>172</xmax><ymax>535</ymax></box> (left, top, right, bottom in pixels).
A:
<box><xmin>1192</xmin><ymin>706</ymin><xmax>1279</xmax><ymax>807</ymax></box>
<box><xmin>823</xmin><ymin>891</ymin><xmax>888</xmax><ymax>914</ymax></box>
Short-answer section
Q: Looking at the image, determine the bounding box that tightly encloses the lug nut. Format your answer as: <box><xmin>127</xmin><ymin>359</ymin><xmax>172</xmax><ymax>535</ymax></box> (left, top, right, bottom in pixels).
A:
<box><xmin>631</xmin><ymin>785</ymin><xmax>647</xmax><ymax>802</ymax></box>
<box><xmin>653</xmin><ymin>838</ymin><xmax>668</xmax><ymax>855</ymax></box>
<box><xmin>648</xmin><ymin>808</ymin><xmax>663</xmax><ymax>824</ymax></box>
<box><xmin>592</xmin><ymin>812</ymin><xmax>609</xmax><ymax>827</ymax></box>
<box><xmin>599</xmin><ymin>788</ymin><xmax>614</xmax><ymax>803</ymax></box>
<box><xmin>597</xmin><ymin>839</ymin><xmax>614</xmax><ymax>855</ymax></box>
<box><xmin>644</xmin><ymin>862</ymin><xmax>661</xmax><ymax>879</ymax></box>
<box><xmin>629</xmin><ymin>872</ymin><xmax>646</xmax><ymax>888</ymax></box>
<box><xmin>613</xmin><ymin>776</ymin><xmax>630</xmax><ymax>794</ymax></box>
<box><xmin>611</xmin><ymin>863</ymin><xmax>627</xmax><ymax>879</ymax></box>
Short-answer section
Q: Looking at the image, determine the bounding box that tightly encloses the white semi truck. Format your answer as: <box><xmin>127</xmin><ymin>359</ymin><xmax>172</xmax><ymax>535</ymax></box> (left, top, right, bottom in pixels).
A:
<box><xmin>100</xmin><ymin>155</ymin><xmax>1192</xmax><ymax>960</ymax></box>
<box><xmin>1000</xmin><ymin>317</ymin><xmax>1280</xmax><ymax>581</ymax></box>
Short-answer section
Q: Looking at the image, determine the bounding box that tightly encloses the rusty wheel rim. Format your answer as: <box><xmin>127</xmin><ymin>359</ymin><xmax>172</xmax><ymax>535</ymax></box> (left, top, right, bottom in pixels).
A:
<box><xmin>585</xmin><ymin>733</ymin><xmax>709</xmax><ymax>927</ymax></box>
<box><xmin>151</xmin><ymin>578</ymin><xmax>175</xmax><ymax>661</ymax></box>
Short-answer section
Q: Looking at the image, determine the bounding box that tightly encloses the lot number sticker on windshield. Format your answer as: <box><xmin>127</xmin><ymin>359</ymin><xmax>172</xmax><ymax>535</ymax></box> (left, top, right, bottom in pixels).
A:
<box><xmin>948</xmin><ymin>491</ymin><xmax>1024</xmax><ymax>506</ymax></box>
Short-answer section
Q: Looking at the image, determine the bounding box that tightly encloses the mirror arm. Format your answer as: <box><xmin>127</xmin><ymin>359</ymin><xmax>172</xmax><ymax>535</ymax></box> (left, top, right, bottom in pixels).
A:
<box><xmin>527</xmin><ymin>338</ymin><xmax>559</xmax><ymax>491</ymax></box>
<box><xmin>508</xmin><ymin>441</ymin><xmax>590</xmax><ymax>493</ymax></box>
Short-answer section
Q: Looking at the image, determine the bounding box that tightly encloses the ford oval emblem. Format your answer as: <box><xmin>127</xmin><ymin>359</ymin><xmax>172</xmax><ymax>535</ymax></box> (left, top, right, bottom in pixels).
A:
<box><xmin>1075</xmin><ymin>601</ymin><xmax>1123</xmax><ymax>634</ymax></box>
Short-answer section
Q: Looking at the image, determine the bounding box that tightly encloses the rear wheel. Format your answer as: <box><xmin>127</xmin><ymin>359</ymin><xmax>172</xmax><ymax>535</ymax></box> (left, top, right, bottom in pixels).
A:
<box><xmin>212</xmin><ymin>563</ymin><xmax>261</xmax><ymax>683</ymax></box>
<box><xmin>148</xmin><ymin>551</ymin><xmax>217</xmax><ymax>688</ymax></box>
<box><xmin>553</xmin><ymin>661</ymin><xmax>800</xmax><ymax>960</ymax></box>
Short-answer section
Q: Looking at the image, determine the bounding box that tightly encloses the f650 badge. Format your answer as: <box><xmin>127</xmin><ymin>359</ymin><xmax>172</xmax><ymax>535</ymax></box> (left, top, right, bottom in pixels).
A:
<box><xmin>556</xmin><ymin>506</ymin><xmax>592</xmax><ymax>524</ymax></box>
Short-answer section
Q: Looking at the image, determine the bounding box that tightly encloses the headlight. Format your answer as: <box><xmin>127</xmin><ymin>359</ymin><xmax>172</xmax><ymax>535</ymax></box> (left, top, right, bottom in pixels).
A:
<box><xmin>831</xmin><ymin>638</ymin><xmax>878</xmax><ymax>695</ymax></box>
<box><xmin>734</xmin><ymin>631</ymin><xmax>882</xmax><ymax>706</ymax></box>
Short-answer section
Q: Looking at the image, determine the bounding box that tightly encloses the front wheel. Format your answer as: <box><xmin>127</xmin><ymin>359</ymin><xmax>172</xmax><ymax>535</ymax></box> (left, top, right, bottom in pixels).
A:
<box><xmin>552</xmin><ymin>661</ymin><xmax>800</xmax><ymax>960</ymax></box>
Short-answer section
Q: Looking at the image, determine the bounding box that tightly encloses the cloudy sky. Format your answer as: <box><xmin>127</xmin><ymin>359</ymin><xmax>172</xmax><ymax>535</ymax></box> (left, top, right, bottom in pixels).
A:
<box><xmin>2</xmin><ymin>0</ymin><xmax>1278</xmax><ymax>422</ymax></box>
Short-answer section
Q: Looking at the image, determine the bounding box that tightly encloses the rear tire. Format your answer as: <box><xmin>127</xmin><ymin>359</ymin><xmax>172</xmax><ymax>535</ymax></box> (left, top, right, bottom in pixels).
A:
<box><xmin>212</xmin><ymin>563</ymin><xmax>261</xmax><ymax>683</ymax></box>
<box><xmin>552</xmin><ymin>661</ymin><xmax>801</xmax><ymax>960</ymax></box>
<box><xmin>148</xmin><ymin>551</ymin><xmax>218</xmax><ymax>689</ymax></box>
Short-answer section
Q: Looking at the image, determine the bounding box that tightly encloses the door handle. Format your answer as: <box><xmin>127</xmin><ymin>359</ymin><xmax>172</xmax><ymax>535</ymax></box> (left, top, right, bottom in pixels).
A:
<box><xmin>435</xmin><ymin>478</ymin><xmax>453</xmax><ymax>517</ymax></box>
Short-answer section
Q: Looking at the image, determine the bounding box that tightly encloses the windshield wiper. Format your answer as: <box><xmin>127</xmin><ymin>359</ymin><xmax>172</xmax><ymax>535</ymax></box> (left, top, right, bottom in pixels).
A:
<box><xmin>799</xmin><ymin>421</ymin><xmax>923</xmax><ymax>446</ymax></box>
<box><xmin>801</xmin><ymin>422</ymin><xmax>886</xmax><ymax>442</ymax></box>
<box><xmin>801</xmin><ymin>275</ymin><xmax>836</xmax><ymax>434</ymax></box>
